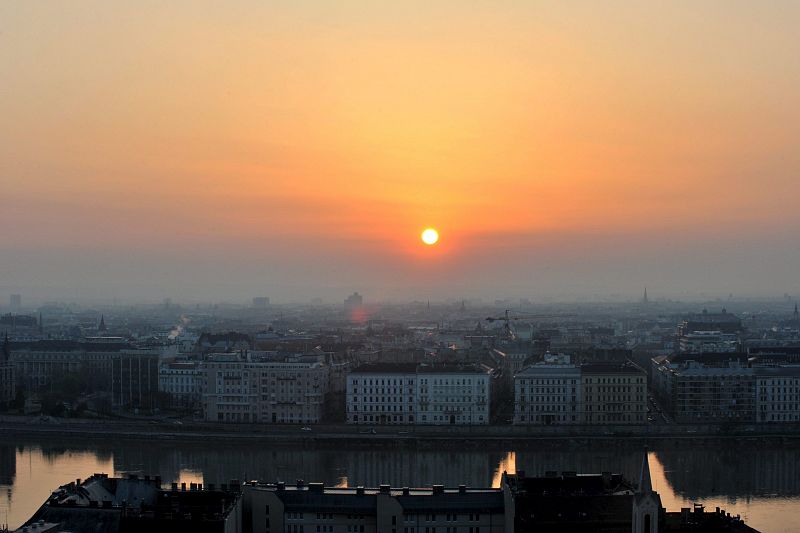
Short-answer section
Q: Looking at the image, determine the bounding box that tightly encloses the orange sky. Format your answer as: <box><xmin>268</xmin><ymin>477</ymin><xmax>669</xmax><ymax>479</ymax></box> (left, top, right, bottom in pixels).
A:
<box><xmin>1</xmin><ymin>1</ymin><xmax>799</xmax><ymax>302</ymax></box>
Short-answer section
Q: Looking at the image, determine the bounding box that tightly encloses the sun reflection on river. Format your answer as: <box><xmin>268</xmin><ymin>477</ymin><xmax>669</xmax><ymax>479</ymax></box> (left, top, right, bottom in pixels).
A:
<box><xmin>491</xmin><ymin>451</ymin><xmax>516</xmax><ymax>488</ymax></box>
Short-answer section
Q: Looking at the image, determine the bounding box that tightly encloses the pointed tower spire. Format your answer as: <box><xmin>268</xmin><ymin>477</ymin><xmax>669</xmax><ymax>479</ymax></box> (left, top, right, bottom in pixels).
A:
<box><xmin>639</xmin><ymin>452</ymin><xmax>653</xmax><ymax>493</ymax></box>
<box><xmin>98</xmin><ymin>315</ymin><xmax>107</xmax><ymax>332</ymax></box>
<box><xmin>643</xmin><ymin>287</ymin><xmax>648</xmax><ymax>304</ymax></box>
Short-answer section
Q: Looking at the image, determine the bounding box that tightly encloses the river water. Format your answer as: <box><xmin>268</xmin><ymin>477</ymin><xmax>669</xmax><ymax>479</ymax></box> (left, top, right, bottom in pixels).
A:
<box><xmin>0</xmin><ymin>437</ymin><xmax>798</xmax><ymax>532</ymax></box>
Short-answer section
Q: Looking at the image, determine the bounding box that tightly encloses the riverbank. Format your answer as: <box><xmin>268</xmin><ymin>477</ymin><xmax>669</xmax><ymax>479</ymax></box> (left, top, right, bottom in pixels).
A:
<box><xmin>2</xmin><ymin>414</ymin><xmax>800</xmax><ymax>447</ymax></box>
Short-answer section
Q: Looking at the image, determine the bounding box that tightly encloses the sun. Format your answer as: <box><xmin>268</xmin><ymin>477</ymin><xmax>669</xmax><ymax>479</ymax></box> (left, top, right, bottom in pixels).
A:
<box><xmin>421</xmin><ymin>228</ymin><xmax>439</xmax><ymax>245</ymax></box>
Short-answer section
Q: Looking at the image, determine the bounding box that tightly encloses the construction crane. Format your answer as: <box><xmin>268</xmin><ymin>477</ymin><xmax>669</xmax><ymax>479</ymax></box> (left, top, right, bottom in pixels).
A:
<box><xmin>485</xmin><ymin>309</ymin><xmax>576</xmax><ymax>339</ymax></box>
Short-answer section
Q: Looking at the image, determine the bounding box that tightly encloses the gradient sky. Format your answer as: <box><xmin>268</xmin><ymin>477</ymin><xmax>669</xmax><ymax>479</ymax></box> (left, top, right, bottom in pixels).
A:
<box><xmin>2</xmin><ymin>1</ymin><xmax>799</xmax><ymax>303</ymax></box>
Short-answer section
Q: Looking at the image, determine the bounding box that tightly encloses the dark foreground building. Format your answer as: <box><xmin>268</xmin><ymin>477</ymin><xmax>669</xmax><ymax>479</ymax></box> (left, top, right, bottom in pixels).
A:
<box><xmin>505</xmin><ymin>456</ymin><xmax>755</xmax><ymax>533</ymax></box>
<box><xmin>18</xmin><ymin>457</ymin><xmax>756</xmax><ymax>533</ymax></box>
<box><xmin>18</xmin><ymin>473</ymin><xmax>242</xmax><ymax>533</ymax></box>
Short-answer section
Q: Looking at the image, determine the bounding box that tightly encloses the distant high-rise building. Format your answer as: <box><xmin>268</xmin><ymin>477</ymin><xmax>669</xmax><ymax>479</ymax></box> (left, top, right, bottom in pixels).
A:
<box><xmin>642</xmin><ymin>287</ymin><xmax>648</xmax><ymax>304</ymax></box>
<box><xmin>9</xmin><ymin>294</ymin><xmax>21</xmax><ymax>310</ymax></box>
<box><xmin>344</xmin><ymin>292</ymin><xmax>363</xmax><ymax>310</ymax></box>
<box><xmin>252</xmin><ymin>296</ymin><xmax>270</xmax><ymax>308</ymax></box>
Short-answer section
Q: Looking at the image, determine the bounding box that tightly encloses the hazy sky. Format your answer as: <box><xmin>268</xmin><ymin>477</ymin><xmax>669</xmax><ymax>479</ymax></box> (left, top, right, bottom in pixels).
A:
<box><xmin>2</xmin><ymin>1</ymin><xmax>799</xmax><ymax>303</ymax></box>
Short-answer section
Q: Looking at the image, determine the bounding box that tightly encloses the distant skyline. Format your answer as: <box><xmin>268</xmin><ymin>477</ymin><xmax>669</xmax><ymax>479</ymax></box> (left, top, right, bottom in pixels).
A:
<box><xmin>1</xmin><ymin>285</ymin><xmax>799</xmax><ymax>308</ymax></box>
<box><xmin>2</xmin><ymin>2</ymin><xmax>800</xmax><ymax>302</ymax></box>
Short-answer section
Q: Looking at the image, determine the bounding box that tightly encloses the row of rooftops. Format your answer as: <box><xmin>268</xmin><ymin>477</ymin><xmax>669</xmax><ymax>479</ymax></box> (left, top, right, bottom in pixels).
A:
<box><xmin>251</xmin><ymin>481</ymin><xmax>503</xmax><ymax>513</ymax></box>
<box><xmin>655</xmin><ymin>351</ymin><xmax>800</xmax><ymax>375</ymax></box>
<box><xmin>7</xmin><ymin>338</ymin><xmax>133</xmax><ymax>352</ymax></box>
<box><xmin>350</xmin><ymin>362</ymin><xmax>490</xmax><ymax>375</ymax></box>
<box><xmin>205</xmin><ymin>351</ymin><xmax>327</xmax><ymax>366</ymax></box>
<box><xmin>515</xmin><ymin>360</ymin><xmax>647</xmax><ymax>376</ymax></box>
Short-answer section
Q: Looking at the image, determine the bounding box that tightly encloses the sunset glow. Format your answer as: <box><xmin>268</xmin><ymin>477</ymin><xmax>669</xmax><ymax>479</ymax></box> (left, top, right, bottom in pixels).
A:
<box><xmin>2</xmin><ymin>2</ymin><xmax>800</xmax><ymax>301</ymax></box>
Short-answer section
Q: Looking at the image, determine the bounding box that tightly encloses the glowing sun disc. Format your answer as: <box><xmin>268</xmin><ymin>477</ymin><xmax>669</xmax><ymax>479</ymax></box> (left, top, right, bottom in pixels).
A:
<box><xmin>421</xmin><ymin>228</ymin><xmax>439</xmax><ymax>245</ymax></box>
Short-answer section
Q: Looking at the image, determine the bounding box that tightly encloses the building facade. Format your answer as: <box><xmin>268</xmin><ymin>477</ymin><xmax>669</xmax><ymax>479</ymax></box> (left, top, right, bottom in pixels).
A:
<box><xmin>416</xmin><ymin>365</ymin><xmax>490</xmax><ymax>425</ymax></box>
<box><xmin>755</xmin><ymin>367</ymin><xmax>800</xmax><ymax>423</ymax></box>
<box><xmin>346</xmin><ymin>363</ymin><xmax>490</xmax><ymax>425</ymax></box>
<box><xmin>513</xmin><ymin>362</ymin><xmax>581</xmax><ymax>425</ymax></box>
<box><xmin>0</xmin><ymin>335</ymin><xmax>15</xmax><ymax>403</ymax></box>
<box><xmin>347</xmin><ymin>363</ymin><xmax>417</xmax><ymax>425</ymax></box>
<box><xmin>581</xmin><ymin>363</ymin><xmax>647</xmax><ymax>425</ymax></box>
<box><xmin>159</xmin><ymin>360</ymin><xmax>203</xmax><ymax>409</ymax></box>
<box><xmin>111</xmin><ymin>349</ymin><xmax>160</xmax><ymax>411</ymax></box>
<box><xmin>651</xmin><ymin>355</ymin><xmax>756</xmax><ymax>424</ymax></box>
<box><xmin>9</xmin><ymin>338</ymin><xmax>129</xmax><ymax>393</ymax></box>
<box><xmin>203</xmin><ymin>352</ymin><xmax>329</xmax><ymax>424</ymax></box>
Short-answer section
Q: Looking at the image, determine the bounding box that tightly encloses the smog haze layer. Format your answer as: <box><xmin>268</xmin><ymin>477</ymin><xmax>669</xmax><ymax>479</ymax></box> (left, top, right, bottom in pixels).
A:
<box><xmin>2</xmin><ymin>1</ymin><xmax>800</xmax><ymax>303</ymax></box>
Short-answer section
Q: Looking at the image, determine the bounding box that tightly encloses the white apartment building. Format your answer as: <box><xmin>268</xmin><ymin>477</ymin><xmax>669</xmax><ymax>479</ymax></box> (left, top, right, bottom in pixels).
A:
<box><xmin>203</xmin><ymin>352</ymin><xmax>329</xmax><ymax>424</ymax></box>
<box><xmin>159</xmin><ymin>361</ymin><xmax>202</xmax><ymax>409</ymax></box>
<box><xmin>416</xmin><ymin>365</ymin><xmax>490</xmax><ymax>425</ymax></box>
<box><xmin>346</xmin><ymin>363</ymin><xmax>490</xmax><ymax>425</ymax></box>
<box><xmin>755</xmin><ymin>367</ymin><xmax>800</xmax><ymax>423</ymax></box>
<box><xmin>513</xmin><ymin>361</ymin><xmax>581</xmax><ymax>425</ymax></box>
<box><xmin>347</xmin><ymin>363</ymin><xmax>417</xmax><ymax>425</ymax></box>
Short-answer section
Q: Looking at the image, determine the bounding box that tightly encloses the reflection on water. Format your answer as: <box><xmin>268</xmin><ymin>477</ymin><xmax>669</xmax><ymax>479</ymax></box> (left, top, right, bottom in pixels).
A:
<box><xmin>1</xmin><ymin>437</ymin><xmax>799</xmax><ymax>532</ymax></box>
<box><xmin>0</xmin><ymin>444</ymin><xmax>113</xmax><ymax>531</ymax></box>
<box><xmin>491</xmin><ymin>451</ymin><xmax>516</xmax><ymax>488</ymax></box>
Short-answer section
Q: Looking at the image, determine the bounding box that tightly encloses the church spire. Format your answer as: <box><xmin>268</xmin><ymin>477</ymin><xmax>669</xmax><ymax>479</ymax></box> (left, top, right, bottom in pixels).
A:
<box><xmin>98</xmin><ymin>315</ymin><xmax>107</xmax><ymax>332</ymax></box>
<box><xmin>639</xmin><ymin>452</ymin><xmax>653</xmax><ymax>493</ymax></box>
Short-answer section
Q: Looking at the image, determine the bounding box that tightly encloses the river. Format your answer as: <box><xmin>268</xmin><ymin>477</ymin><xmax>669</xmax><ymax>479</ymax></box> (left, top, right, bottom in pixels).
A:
<box><xmin>0</xmin><ymin>437</ymin><xmax>798</xmax><ymax>532</ymax></box>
